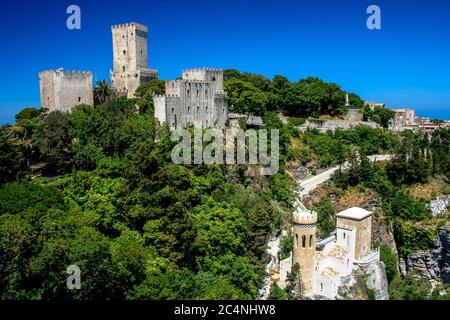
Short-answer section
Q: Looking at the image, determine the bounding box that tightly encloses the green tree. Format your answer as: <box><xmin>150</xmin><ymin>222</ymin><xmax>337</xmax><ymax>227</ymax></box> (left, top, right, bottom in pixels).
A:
<box><xmin>268</xmin><ymin>284</ymin><xmax>288</xmax><ymax>300</ymax></box>
<box><xmin>93</xmin><ymin>80</ymin><xmax>112</xmax><ymax>105</ymax></box>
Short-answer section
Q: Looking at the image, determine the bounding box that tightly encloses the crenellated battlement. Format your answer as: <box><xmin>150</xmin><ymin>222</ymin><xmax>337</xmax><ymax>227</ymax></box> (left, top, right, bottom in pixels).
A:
<box><xmin>39</xmin><ymin>69</ymin><xmax>92</xmax><ymax>80</ymax></box>
<box><xmin>138</xmin><ymin>68</ymin><xmax>159</xmax><ymax>74</ymax></box>
<box><xmin>112</xmin><ymin>22</ymin><xmax>148</xmax><ymax>32</ymax></box>
<box><xmin>293</xmin><ymin>201</ymin><xmax>318</xmax><ymax>225</ymax></box>
<box><xmin>182</xmin><ymin>67</ymin><xmax>223</xmax><ymax>73</ymax></box>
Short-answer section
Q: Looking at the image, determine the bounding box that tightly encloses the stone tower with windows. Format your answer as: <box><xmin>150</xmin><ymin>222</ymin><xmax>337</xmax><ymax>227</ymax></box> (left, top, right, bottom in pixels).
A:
<box><xmin>39</xmin><ymin>68</ymin><xmax>93</xmax><ymax>112</ymax></box>
<box><xmin>154</xmin><ymin>68</ymin><xmax>227</xmax><ymax>130</ymax></box>
<box><xmin>110</xmin><ymin>22</ymin><xmax>158</xmax><ymax>98</ymax></box>
<box><xmin>292</xmin><ymin>200</ymin><xmax>317</xmax><ymax>296</ymax></box>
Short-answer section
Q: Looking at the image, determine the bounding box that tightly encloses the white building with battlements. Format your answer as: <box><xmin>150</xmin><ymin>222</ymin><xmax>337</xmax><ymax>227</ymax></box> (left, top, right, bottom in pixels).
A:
<box><xmin>280</xmin><ymin>204</ymin><xmax>380</xmax><ymax>299</ymax></box>
<box><xmin>154</xmin><ymin>68</ymin><xmax>227</xmax><ymax>129</ymax></box>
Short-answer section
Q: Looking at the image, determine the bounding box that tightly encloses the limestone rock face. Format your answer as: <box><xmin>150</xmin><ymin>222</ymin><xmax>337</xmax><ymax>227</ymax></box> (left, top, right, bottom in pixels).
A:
<box><xmin>401</xmin><ymin>227</ymin><xmax>450</xmax><ymax>284</ymax></box>
<box><xmin>365</xmin><ymin>261</ymin><xmax>390</xmax><ymax>300</ymax></box>
<box><xmin>336</xmin><ymin>261</ymin><xmax>389</xmax><ymax>300</ymax></box>
<box><xmin>439</xmin><ymin>227</ymin><xmax>450</xmax><ymax>283</ymax></box>
<box><xmin>428</xmin><ymin>196</ymin><xmax>450</xmax><ymax>217</ymax></box>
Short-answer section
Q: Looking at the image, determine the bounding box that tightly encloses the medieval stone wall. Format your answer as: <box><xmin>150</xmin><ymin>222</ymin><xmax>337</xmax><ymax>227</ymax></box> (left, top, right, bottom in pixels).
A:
<box><xmin>39</xmin><ymin>69</ymin><xmax>93</xmax><ymax>112</ymax></box>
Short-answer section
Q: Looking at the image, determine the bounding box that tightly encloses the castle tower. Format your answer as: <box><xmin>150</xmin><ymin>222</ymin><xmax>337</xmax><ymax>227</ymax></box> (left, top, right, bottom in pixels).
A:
<box><xmin>154</xmin><ymin>68</ymin><xmax>227</xmax><ymax>130</ymax></box>
<box><xmin>336</xmin><ymin>207</ymin><xmax>373</xmax><ymax>260</ymax></box>
<box><xmin>292</xmin><ymin>200</ymin><xmax>317</xmax><ymax>296</ymax></box>
<box><xmin>39</xmin><ymin>68</ymin><xmax>93</xmax><ymax>112</ymax></box>
<box><xmin>110</xmin><ymin>22</ymin><xmax>158</xmax><ymax>98</ymax></box>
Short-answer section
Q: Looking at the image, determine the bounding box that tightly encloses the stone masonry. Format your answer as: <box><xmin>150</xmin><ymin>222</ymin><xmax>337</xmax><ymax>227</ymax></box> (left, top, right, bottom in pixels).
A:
<box><xmin>110</xmin><ymin>22</ymin><xmax>158</xmax><ymax>98</ymax></box>
<box><xmin>39</xmin><ymin>68</ymin><xmax>93</xmax><ymax>112</ymax></box>
<box><xmin>154</xmin><ymin>68</ymin><xmax>227</xmax><ymax>129</ymax></box>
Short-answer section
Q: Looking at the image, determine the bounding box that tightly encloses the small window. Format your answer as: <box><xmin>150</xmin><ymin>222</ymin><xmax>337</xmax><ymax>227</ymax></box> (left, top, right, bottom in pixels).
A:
<box><xmin>122</xmin><ymin>66</ymin><xmax>126</xmax><ymax>72</ymax></box>
<box><xmin>140</xmin><ymin>50</ymin><xmax>143</xmax><ymax>57</ymax></box>
<box><xmin>197</xmin><ymin>106</ymin><xmax>200</xmax><ymax>113</ymax></box>
<box><xmin>295</xmin><ymin>234</ymin><xmax>299</xmax><ymax>248</ymax></box>
<box><xmin>172</xmin><ymin>83</ymin><xmax>175</xmax><ymax>89</ymax></box>
<box><xmin>187</xmin><ymin>90</ymin><xmax>190</xmax><ymax>97</ymax></box>
<box><xmin>343</xmin><ymin>233</ymin><xmax>346</xmax><ymax>239</ymax></box>
<box><xmin>197</xmin><ymin>90</ymin><xmax>199</xmax><ymax>97</ymax></box>
<box><xmin>206</xmin><ymin>106</ymin><xmax>208</xmax><ymax>113</ymax></box>
<box><xmin>123</xmin><ymin>50</ymin><xmax>126</xmax><ymax>55</ymax></box>
<box><xmin>205</xmin><ymin>90</ymin><xmax>208</xmax><ymax>96</ymax></box>
<box><xmin>78</xmin><ymin>97</ymin><xmax>81</xmax><ymax>102</ymax></box>
<box><xmin>172</xmin><ymin>108</ymin><xmax>175</xmax><ymax>114</ymax></box>
<box><xmin>309</xmin><ymin>235</ymin><xmax>313</xmax><ymax>248</ymax></box>
<box><xmin>302</xmin><ymin>235</ymin><xmax>306</xmax><ymax>248</ymax></box>
<box><xmin>188</xmin><ymin>107</ymin><xmax>191</xmax><ymax>114</ymax></box>
<box><xmin>320</xmin><ymin>283</ymin><xmax>323</xmax><ymax>291</ymax></box>
<box><xmin>122</xmin><ymin>35</ymin><xmax>125</xmax><ymax>39</ymax></box>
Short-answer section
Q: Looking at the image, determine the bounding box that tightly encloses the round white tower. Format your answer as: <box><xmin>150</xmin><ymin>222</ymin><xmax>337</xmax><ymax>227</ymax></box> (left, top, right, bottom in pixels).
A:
<box><xmin>292</xmin><ymin>200</ymin><xmax>317</xmax><ymax>296</ymax></box>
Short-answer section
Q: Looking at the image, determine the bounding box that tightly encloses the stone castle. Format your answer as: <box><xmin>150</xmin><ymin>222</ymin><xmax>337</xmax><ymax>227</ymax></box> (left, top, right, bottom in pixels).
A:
<box><xmin>154</xmin><ymin>68</ymin><xmax>227</xmax><ymax>130</ymax></box>
<box><xmin>110</xmin><ymin>22</ymin><xmax>159</xmax><ymax>98</ymax></box>
<box><xmin>38</xmin><ymin>22</ymin><xmax>226</xmax><ymax>130</ymax></box>
<box><xmin>278</xmin><ymin>201</ymin><xmax>382</xmax><ymax>299</ymax></box>
<box><xmin>39</xmin><ymin>69</ymin><xmax>93</xmax><ymax>112</ymax></box>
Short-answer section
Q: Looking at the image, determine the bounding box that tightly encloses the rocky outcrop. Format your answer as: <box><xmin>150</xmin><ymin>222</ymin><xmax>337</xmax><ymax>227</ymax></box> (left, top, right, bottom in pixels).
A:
<box><xmin>365</xmin><ymin>261</ymin><xmax>390</xmax><ymax>300</ymax></box>
<box><xmin>400</xmin><ymin>226</ymin><xmax>450</xmax><ymax>284</ymax></box>
<box><xmin>439</xmin><ymin>226</ymin><xmax>450</xmax><ymax>283</ymax></box>
<box><xmin>337</xmin><ymin>261</ymin><xmax>389</xmax><ymax>300</ymax></box>
<box><xmin>428</xmin><ymin>196</ymin><xmax>450</xmax><ymax>217</ymax></box>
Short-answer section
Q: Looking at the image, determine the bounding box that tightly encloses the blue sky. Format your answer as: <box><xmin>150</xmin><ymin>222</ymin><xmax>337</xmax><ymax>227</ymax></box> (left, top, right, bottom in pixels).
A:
<box><xmin>1</xmin><ymin>0</ymin><xmax>449</xmax><ymax>124</ymax></box>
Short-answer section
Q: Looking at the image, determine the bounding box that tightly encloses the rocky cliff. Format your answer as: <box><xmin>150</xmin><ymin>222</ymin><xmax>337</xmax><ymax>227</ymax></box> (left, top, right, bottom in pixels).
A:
<box><xmin>399</xmin><ymin>226</ymin><xmax>450</xmax><ymax>285</ymax></box>
<box><xmin>337</xmin><ymin>261</ymin><xmax>390</xmax><ymax>300</ymax></box>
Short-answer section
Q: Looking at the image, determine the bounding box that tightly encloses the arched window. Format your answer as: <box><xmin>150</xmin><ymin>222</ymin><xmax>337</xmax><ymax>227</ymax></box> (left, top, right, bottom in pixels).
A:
<box><xmin>309</xmin><ymin>235</ymin><xmax>313</xmax><ymax>248</ymax></box>
<box><xmin>78</xmin><ymin>97</ymin><xmax>81</xmax><ymax>102</ymax></box>
<box><xmin>295</xmin><ymin>234</ymin><xmax>299</xmax><ymax>248</ymax></box>
<box><xmin>123</xmin><ymin>50</ymin><xmax>126</xmax><ymax>55</ymax></box>
<box><xmin>122</xmin><ymin>66</ymin><xmax>125</xmax><ymax>72</ymax></box>
<box><xmin>302</xmin><ymin>235</ymin><xmax>306</xmax><ymax>248</ymax></box>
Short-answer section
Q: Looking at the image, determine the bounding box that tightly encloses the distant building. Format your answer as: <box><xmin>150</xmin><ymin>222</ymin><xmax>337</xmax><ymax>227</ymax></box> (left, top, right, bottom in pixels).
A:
<box><xmin>390</xmin><ymin>108</ymin><xmax>416</xmax><ymax>131</ymax></box>
<box><xmin>154</xmin><ymin>68</ymin><xmax>228</xmax><ymax>129</ymax></box>
<box><xmin>365</xmin><ymin>101</ymin><xmax>385</xmax><ymax>111</ymax></box>
<box><xmin>39</xmin><ymin>68</ymin><xmax>93</xmax><ymax>112</ymax></box>
<box><xmin>110</xmin><ymin>22</ymin><xmax>159</xmax><ymax>98</ymax></box>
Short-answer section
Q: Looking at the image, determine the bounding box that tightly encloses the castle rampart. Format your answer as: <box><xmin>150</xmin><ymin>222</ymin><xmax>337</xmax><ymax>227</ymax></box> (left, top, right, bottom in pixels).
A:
<box><xmin>39</xmin><ymin>68</ymin><xmax>93</xmax><ymax>112</ymax></box>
